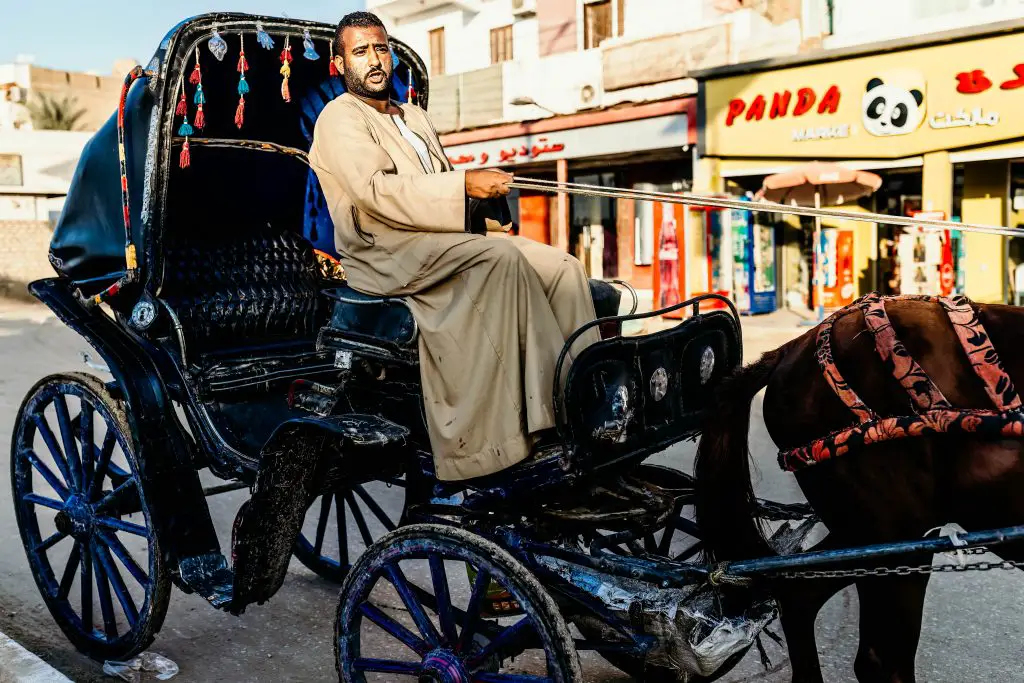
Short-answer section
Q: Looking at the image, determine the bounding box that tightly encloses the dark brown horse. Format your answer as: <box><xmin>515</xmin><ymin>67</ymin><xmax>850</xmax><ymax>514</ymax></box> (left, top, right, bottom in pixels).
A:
<box><xmin>694</xmin><ymin>296</ymin><xmax>1024</xmax><ymax>683</ymax></box>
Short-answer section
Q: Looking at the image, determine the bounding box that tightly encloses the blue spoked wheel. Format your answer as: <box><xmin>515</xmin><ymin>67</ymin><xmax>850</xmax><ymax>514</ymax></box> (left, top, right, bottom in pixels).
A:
<box><xmin>293</xmin><ymin>477</ymin><xmax>407</xmax><ymax>583</ymax></box>
<box><xmin>335</xmin><ymin>524</ymin><xmax>583</xmax><ymax>682</ymax></box>
<box><xmin>11</xmin><ymin>373</ymin><xmax>170</xmax><ymax>661</ymax></box>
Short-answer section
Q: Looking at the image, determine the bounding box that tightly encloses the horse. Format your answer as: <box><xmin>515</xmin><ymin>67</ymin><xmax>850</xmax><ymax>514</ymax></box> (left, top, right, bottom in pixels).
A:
<box><xmin>694</xmin><ymin>293</ymin><xmax>1024</xmax><ymax>683</ymax></box>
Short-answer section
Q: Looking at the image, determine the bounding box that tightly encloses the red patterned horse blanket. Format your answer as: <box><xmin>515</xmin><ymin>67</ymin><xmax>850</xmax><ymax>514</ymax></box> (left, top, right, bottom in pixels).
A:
<box><xmin>779</xmin><ymin>292</ymin><xmax>1024</xmax><ymax>471</ymax></box>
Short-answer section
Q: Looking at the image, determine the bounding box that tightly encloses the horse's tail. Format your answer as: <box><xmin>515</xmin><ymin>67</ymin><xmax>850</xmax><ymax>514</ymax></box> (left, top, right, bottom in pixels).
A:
<box><xmin>695</xmin><ymin>346</ymin><xmax>787</xmax><ymax>562</ymax></box>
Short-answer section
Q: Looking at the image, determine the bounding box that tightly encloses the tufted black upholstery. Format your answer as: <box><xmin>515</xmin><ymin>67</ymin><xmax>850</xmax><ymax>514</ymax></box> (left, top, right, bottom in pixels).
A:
<box><xmin>160</xmin><ymin>227</ymin><xmax>325</xmax><ymax>356</ymax></box>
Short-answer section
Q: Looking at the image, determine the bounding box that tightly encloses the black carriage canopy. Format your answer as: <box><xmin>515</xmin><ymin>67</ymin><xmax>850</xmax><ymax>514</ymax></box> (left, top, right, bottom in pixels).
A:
<box><xmin>47</xmin><ymin>14</ymin><xmax>428</xmax><ymax>292</ymax></box>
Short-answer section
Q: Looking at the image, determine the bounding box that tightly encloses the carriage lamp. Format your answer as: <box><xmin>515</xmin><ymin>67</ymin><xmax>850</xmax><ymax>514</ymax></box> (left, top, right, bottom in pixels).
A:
<box><xmin>650</xmin><ymin>367</ymin><xmax>669</xmax><ymax>402</ymax></box>
<box><xmin>699</xmin><ymin>346</ymin><xmax>716</xmax><ymax>385</ymax></box>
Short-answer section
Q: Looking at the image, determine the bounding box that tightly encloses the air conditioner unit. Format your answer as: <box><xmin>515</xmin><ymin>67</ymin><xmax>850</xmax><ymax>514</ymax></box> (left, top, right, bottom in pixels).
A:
<box><xmin>511</xmin><ymin>0</ymin><xmax>536</xmax><ymax>17</ymax></box>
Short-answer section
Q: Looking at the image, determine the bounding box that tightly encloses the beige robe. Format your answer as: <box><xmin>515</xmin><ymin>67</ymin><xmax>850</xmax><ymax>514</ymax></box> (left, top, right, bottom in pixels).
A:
<box><xmin>309</xmin><ymin>93</ymin><xmax>600</xmax><ymax>480</ymax></box>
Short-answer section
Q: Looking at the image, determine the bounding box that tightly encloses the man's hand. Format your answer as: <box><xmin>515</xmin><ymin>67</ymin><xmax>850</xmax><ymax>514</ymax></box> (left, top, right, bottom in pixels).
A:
<box><xmin>466</xmin><ymin>169</ymin><xmax>513</xmax><ymax>199</ymax></box>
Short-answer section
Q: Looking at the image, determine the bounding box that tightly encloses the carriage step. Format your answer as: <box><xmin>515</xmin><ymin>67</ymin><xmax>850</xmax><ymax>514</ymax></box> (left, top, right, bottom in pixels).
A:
<box><xmin>178</xmin><ymin>554</ymin><xmax>235</xmax><ymax>611</ymax></box>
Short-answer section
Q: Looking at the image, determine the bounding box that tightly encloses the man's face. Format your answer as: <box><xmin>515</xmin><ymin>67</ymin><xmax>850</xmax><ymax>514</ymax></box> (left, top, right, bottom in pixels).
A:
<box><xmin>337</xmin><ymin>25</ymin><xmax>393</xmax><ymax>100</ymax></box>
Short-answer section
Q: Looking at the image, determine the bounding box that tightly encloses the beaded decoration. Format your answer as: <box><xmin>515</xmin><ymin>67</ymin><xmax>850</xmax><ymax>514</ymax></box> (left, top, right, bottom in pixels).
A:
<box><xmin>302</xmin><ymin>29</ymin><xmax>320</xmax><ymax>60</ymax></box>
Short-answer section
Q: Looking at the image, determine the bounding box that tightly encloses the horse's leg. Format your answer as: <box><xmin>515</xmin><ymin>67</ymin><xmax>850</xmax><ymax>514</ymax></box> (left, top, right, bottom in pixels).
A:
<box><xmin>853</xmin><ymin>573</ymin><xmax>930</xmax><ymax>683</ymax></box>
<box><xmin>773</xmin><ymin>581</ymin><xmax>846</xmax><ymax>683</ymax></box>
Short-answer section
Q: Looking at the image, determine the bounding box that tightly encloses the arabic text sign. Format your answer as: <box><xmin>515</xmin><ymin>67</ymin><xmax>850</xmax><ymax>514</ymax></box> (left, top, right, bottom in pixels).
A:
<box><xmin>703</xmin><ymin>31</ymin><xmax>1024</xmax><ymax>159</ymax></box>
<box><xmin>443</xmin><ymin>113</ymin><xmax>689</xmax><ymax>169</ymax></box>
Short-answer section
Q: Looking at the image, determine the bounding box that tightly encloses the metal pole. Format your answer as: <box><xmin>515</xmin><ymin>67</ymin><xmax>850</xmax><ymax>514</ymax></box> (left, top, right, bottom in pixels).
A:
<box><xmin>814</xmin><ymin>191</ymin><xmax>824</xmax><ymax>323</ymax></box>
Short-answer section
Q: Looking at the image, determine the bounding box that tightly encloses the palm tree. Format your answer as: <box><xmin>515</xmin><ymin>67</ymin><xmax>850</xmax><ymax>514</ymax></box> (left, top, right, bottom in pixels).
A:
<box><xmin>27</xmin><ymin>93</ymin><xmax>87</xmax><ymax>131</ymax></box>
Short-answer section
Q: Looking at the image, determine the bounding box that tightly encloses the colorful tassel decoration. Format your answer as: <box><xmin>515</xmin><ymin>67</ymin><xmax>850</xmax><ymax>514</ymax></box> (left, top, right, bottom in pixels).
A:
<box><xmin>280</xmin><ymin>35</ymin><xmax>293</xmax><ymax>102</ymax></box>
<box><xmin>235</xmin><ymin>96</ymin><xmax>246</xmax><ymax>129</ymax></box>
<box><xmin>235</xmin><ymin>33</ymin><xmax>249</xmax><ymax>129</ymax></box>
<box><xmin>179</xmin><ymin>138</ymin><xmax>191</xmax><ymax>169</ymax></box>
<box><xmin>256</xmin><ymin>21</ymin><xmax>275</xmax><ymax>50</ymax></box>
<box><xmin>302</xmin><ymin>29</ymin><xmax>320</xmax><ymax>60</ymax></box>
<box><xmin>178</xmin><ymin>114</ymin><xmax>193</xmax><ymax>137</ymax></box>
<box><xmin>329</xmin><ymin>40</ymin><xmax>339</xmax><ymax>76</ymax></box>
<box><xmin>194</xmin><ymin>105</ymin><xmax>205</xmax><ymax>130</ymax></box>
<box><xmin>193</xmin><ymin>83</ymin><xmax>206</xmax><ymax>105</ymax></box>
<box><xmin>208</xmin><ymin>29</ymin><xmax>228</xmax><ymax>61</ymax></box>
<box><xmin>175</xmin><ymin>90</ymin><xmax>188</xmax><ymax>116</ymax></box>
<box><xmin>189</xmin><ymin>49</ymin><xmax>202</xmax><ymax>85</ymax></box>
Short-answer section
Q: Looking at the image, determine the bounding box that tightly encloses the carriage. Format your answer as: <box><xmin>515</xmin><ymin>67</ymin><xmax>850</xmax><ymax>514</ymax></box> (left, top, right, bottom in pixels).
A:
<box><xmin>12</xmin><ymin>12</ymin><xmax>1023</xmax><ymax>682</ymax></box>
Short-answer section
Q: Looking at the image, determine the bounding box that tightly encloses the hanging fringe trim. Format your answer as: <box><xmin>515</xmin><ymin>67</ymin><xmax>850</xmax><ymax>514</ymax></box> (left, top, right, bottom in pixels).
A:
<box><xmin>179</xmin><ymin>138</ymin><xmax>191</xmax><ymax>169</ymax></box>
<box><xmin>194</xmin><ymin>104</ymin><xmax>205</xmax><ymax>130</ymax></box>
<box><xmin>177</xmin><ymin>116</ymin><xmax>194</xmax><ymax>137</ymax></box>
<box><xmin>235</xmin><ymin>96</ymin><xmax>246</xmax><ymax>129</ymax></box>
<box><xmin>189</xmin><ymin>46</ymin><xmax>203</xmax><ymax>85</ymax></box>
<box><xmin>238</xmin><ymin>74</ymin><xmax>250</xmax><ymax>95</ymax></box>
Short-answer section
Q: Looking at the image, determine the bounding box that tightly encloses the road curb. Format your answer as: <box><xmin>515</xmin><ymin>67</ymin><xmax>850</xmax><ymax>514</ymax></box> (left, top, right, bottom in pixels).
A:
<box><xmin>0</xmin><ymin>631</ymin><xmax>73</xmax><ymax>683</ymax></box>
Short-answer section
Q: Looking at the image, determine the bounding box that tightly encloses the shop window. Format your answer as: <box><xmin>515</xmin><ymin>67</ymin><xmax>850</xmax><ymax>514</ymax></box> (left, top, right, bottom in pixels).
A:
<box><xmin>571</xmin><ymin>171</ymin><xmax>618</xmax><ymax>279</ymax></box>
<box><xmin>583</xmin><ymin>0</ymin><xmax>613</xmax><ymax>50</ymax></box>
<box><xmin>0</xmin><ymin>154</ymin><xmax>23</xmax><ymax>186</ymax></box>
<box><xmin>490</xmin><ymin>25</ymin><xmax>514</xmax><ymax>64</ymax></box>
<box><xmin>429</xmin><ymin>27</ymin><xmax>446</xmax><ymax>76</ymax></box>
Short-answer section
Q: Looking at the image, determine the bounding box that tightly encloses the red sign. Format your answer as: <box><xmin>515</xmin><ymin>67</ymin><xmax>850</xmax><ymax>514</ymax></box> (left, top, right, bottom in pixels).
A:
<box><xmin>447</xmin><ymin>137</ymin><xmax>566</xmax><ymax>167</ymax></box>
<box><xmin>726</xmin><ymin>85</ymin><xmax>841</xmax><ymax>126</ymax></box>
<box><xmin>956</xmin><ymin>63</ymin><xmax>1024</xmax><ymax>94</ymax></box>
<box><xmin>940</xmin><ymin>262</ymin><xmax>955</xmax><ymax>294</ymax></box>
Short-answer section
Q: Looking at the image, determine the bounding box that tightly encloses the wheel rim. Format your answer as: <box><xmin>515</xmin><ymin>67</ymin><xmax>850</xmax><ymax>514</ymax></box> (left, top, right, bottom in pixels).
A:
<box><xmin>12</xmin><ymin>381</ymin><xmax>158</xmax><ymax>651</ymax></box>
<box><xmin>338</xmin><ymin>534</ymin><xmax>574</xmax><ymax>682</ymax></box>
<box><xmin>295</xmin><ymin>477</ymin><xmax>406</xmax><ymax>582</ymax></box>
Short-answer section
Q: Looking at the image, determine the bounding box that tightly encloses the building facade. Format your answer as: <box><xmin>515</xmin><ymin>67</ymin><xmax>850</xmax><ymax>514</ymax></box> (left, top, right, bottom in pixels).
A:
<box><xmin>696</xmin><ymin>18</ymin><xmax>1024</xmax><ymax>309</ymax></box>
<box><xmin>368</xmin><ymin>0</ymin><xmax>832</xmax><ymax>306</ymax></box>
<box><xmin>1</xmin><ymin>59</ymin><xmax>126</xmax><ymax>132</ymax></box>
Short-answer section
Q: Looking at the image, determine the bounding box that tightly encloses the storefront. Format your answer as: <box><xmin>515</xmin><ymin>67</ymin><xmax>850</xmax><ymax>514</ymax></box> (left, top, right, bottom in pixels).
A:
<box><xmin>696</xmin><ymin>20</ymin><xmax>1024</xmax><ymax>305</ymax></box>
<box><xmin>438</xmin><ymin>99</ymin><xmax>696</xmax><ymax>297</ymax></box>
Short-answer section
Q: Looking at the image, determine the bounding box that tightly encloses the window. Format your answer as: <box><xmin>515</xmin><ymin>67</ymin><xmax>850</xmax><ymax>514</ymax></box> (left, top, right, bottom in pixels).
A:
<box><xmin>490</xmin><ymin>25</ymin><xmax>514</xmax><ymax>64</ymax></box>
<box><xmin>583</xmin><ymin>0</ymin><xmax>613</xmax><ymax>50</ymax></box>
<box><xmin>0</xmin><ymin>154</ymin><xmax>23</xmax><ymax>187</ymax></box>
<box><xmin>429</xmin><ymin>27</ymin><xmax>446</xmax><ymax>76</ymax></box>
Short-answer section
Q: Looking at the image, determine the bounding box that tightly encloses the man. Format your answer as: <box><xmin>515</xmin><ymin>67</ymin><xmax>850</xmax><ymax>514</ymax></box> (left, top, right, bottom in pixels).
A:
<box><xmin>309</xmin><ymin>12</ymin><xmax>601</xmax><ymax>481</ymax></box>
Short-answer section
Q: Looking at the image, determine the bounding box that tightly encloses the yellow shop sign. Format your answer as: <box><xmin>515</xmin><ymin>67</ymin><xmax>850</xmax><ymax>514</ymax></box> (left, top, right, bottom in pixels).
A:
<box><xmin>702</xmin><ymin>31</ymin><xmax>1024</xmax><ymax>159</ymax></box>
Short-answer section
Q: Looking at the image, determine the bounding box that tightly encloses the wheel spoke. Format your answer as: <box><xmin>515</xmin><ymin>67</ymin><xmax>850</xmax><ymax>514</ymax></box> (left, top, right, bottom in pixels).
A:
<box><xmin>94</xmin><ymin>478</ymin><xmax>137</xmax><ymax>513</ymax></box>
<box><xmin>95</xmin><ymin>516</ymin><xmax>148</xmax><ymax>537</ymax></box>
<box><xmin>33</xmin><ymin>530</ymin><xmax>68</xmax><ymax>554</ymax></box>
<box><xmin>91</xmin><ymin>542</ymin><xmax>119</xmax><ymax>638</ymax></box>
<box><xmin>89</xmin><ymin>429</ymin><xmax>117</xmax><ymax>500</ymax></box>
<box><xmin>346</xmin><ymin>493</ymin><xmax>375</xmax><ymax>548</ymax></box>
<box><xmin>22</xmin><ymin>448</ymin><xmax>69</xmax><ymax>501</ymax></box>
<box><xmin>313</xmin><ymin>495</ymin><xmax>332</xmax><ymax>555</ymax></box>
<box><xmin>456</xmin><ymin>567</ymin><xmax>491</xmax><ymax>654</ymax></box>
<box><xmin>31</xmin><ymin>414</ymin><xmax>73</xmax><ymax>489</ymax></box>
<box><xmin>58</xmin><ymin>541</ymin><xmax>81</xmax><ymax>600</ymax></box>
<box><xmin>352</xmin><ymin>657</ymin><xmax>421</xmax><ymax>675</ymax></box>
<box><xmin>80</xmin><ymin>541</ymin><xmax>94</xmax><ymax>634</ymax></box>
<box><xmin>359</xmin><ymin>602</ymin><xmax>430</xmax><ymax>656</ymax></box>
<box><xmin>352</xmin><ymin>485</ymin><xmax>398</xmax><ymax>532</ymax></box>
<box><xmin>54</xmin><ymin>395</ymin><xmax>82</xmax><ymax>491</ymax></box>
<box><xmin>95</xmin><ymin>539</ymin><xmax>139</xmax><ymax>626</ymax></box>
<box><xmin>23</xmin><ymin>493</ymin><xmax>64</xmax><ymax>511</ymax></box>
<box><xmin>428</xmin><ymin>554</ymin><xmax>458</xmax><ymax>645</ymax></box>
<box><xmin>466</xmin><ymin>616</ymin><xmax>534</xmax><ymax>670</ymax></box>
<box><xmin>97</xmin><ymin>529</ymin><xmax>148</xmax><ymax>587</ymax></box>
<box><xmin>385</xmin><ymin>564</ymin><xmax>441</xmax><ymax>647</ymax></box>
<box><xmin>79</xmin><ymin>404</ymin><xmax>95</xmax><ymax>492</ymax></box>
<box><xmin>336</xmin><ymin>493</ymin><xmax>349</xmax><ymax>567</ymax></box>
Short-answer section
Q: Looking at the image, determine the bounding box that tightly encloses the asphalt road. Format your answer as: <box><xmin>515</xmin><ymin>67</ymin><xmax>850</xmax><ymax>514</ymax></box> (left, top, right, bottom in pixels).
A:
<box><xmin>0</xmin><ymin>301</ymin><xmax>1020</xmax><ymax>682</ymax></box>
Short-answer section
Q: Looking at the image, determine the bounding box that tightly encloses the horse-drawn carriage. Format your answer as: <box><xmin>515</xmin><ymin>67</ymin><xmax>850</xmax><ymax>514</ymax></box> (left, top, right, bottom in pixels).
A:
<box><xmin>12</xmin><ymin>12</ymin><xmax>1023</xmax><ymax>682</ymax></box>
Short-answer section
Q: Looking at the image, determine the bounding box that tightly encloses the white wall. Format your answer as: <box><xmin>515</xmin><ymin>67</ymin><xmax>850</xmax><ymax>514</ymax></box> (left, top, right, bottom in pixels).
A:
<box><xmin>827</xmin><ymin>0</ymin><xmax>1024</xmax><ymax>49</ymax></box>
<box><xmin>0</xmin><ymin>130</ymin><xmax>92</xmax><ymax>196</ymax></box>
<box><xmin>384</xmin><ymin>2</ymin><xmax>541</xmax><ymax>76</ymax></box>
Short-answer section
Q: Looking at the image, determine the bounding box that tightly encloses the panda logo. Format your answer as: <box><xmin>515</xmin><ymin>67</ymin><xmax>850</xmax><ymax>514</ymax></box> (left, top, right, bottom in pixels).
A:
<box><xmin>862</xmin><ymin>78</ymin><xmax>925</xmax><ymax>137</ymax></box>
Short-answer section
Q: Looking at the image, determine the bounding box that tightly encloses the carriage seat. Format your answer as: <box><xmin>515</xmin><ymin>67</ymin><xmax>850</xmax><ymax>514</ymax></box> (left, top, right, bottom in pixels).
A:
<box><xmin>319</xmin><ymin>279</ymin><xmax>624</xmax><ymax>361</ymax></box>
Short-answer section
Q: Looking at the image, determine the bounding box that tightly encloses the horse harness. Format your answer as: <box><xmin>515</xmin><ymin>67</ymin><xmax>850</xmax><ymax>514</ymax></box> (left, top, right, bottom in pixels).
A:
<box><xmin>779</xmin><ymin>292</ymin><xmax>1024</xmax><ymax>472</ymax></box>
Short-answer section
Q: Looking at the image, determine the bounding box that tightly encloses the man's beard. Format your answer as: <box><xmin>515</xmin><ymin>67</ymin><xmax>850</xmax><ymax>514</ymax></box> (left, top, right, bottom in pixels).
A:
<box><xmin>344</xmin><ymin>68</ymin><xmax>391</xmax><ymax>100</ymax></box>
